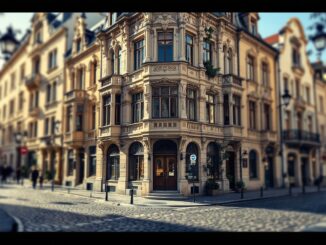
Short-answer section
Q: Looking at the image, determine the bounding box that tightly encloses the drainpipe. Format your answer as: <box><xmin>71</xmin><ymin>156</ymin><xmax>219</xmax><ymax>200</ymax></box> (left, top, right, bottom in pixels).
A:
<box><xmin>276</xmin><ymin>52</ymin><xmax>285</xmax><ymax>188</ymax></box>
<box><xmin>237</xmin><ymin>30</ymin><xmax>242</xmax><ymax>184</ymax></box>
<box><xmin>99</xmin><ymin>36</ymin><xmax>105</xmax><ymax>192</ymax></box>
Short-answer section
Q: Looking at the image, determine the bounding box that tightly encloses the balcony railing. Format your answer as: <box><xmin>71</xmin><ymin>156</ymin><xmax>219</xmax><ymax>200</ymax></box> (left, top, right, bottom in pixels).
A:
<box><xmin>29</xmin><ymin>107</ymin><xmax>40</xmax><ymax>117</ymax></box>
<box><xmin>100</xmin><ymin>74</ymin><xmax>122</xmax><ymax>88</ymax></box>
<box><xmin>64</xmin><ymin>89</ymin><xmax>88</xmax><ymax>103</ymax></box>
<box><xmin>25</xmin><ymin>73</ymin><xmax>42</xmax><ymax>90</ymax></box>
<box><xmin>283</xmin><ymin>129</ymin><xmax>320</xmax><ymax>144</ymax></box>
<box><xmin>222</xmin><ymin>74</ymin><xmax>242</xmax><ymax>86</ymax></box>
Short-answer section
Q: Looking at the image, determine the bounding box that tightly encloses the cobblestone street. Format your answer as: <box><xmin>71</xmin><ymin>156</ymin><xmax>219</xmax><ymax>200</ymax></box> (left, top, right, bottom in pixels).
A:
<box><xmin>0</xmin><ymin>184</ymin><xmax>326</xmax><ymax>232</ymax></box>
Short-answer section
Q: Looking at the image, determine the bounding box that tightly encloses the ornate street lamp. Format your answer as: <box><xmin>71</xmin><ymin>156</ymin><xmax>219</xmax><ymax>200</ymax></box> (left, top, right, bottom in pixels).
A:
<box><xmin>281</xmin><ymin>89</ymin><xmax>292</xmax><ymax>107</ymax></box>
<box><xmin>0</xmin><ymin>26</ymin><xmax>19</xmax><ymax>61</ymax></box>
<box><xmin>310</xmin><ymin>23</ymin><xmax>326</xmax><ymax>60</ymax></box>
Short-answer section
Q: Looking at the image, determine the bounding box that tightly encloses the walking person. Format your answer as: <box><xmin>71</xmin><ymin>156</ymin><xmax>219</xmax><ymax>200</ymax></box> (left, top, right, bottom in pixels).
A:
<box><xmin>0</xmin><ymin>164</ymin><xmax>3</xmax><ymax>185</ymax></box>
<box><xmin>16</xmin><ymin>167</ymin><xmax>21</xmax><ymax>185</ymax></box>
<box><xmin>2</xmin><ymin>164</ymin><xmax>8</xmax><ymax>183</ymax></box>
<box><xmin>39</xmin><ymin>175</ymin><xmax>44</xmax><ymax>189</ymax></box>
<box><xmin>31</xmin><ymin>167</ymin><xmax>39</xmax><ymax>189</ymax></box>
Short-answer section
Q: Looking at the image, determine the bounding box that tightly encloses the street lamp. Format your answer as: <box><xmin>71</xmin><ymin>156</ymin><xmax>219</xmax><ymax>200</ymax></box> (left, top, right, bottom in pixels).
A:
<box><xmin>310</xmin><ymin>23</ymin><xmax>326</xmax><ymax>61</ymax></box>
<box><xmin>14</xmin><ymin>131</ymin><xmax>27</xmax><ymax>185</ymax></box>
<box><xmin>279</xmin><ymin>89</ymin><xmax>292</xmax><ymax>188</ymax></box>
<box><xmin>49</xmin><ymin>120</ymin><xmax>61</xmax><ymax>192</ymax></box>
<box><xmin>0</xmin><ymin>26</ymin><xmax>20</xmax><ymax>61</ymax></box>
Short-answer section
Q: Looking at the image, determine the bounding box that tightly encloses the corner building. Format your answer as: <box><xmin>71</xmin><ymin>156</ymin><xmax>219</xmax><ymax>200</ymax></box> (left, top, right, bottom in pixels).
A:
<box><xmin>89</xmin><ymin>12</ymin><xmax>278</xmax><ymax>196</ymax></box>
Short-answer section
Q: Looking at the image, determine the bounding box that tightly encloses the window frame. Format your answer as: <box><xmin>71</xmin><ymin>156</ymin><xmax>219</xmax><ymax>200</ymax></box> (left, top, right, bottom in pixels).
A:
<box><xmin>132</xmin><ymin>92</ymin><xmax>144</xmax><ymax>123</ymax></box>
<box><xmin>134</xmin><ymin>39</ymin><xmax>145</xmax><ymax>71</ymax></box>
<box><xmin>152</xmin><ymin>86</ymin><xmax>178</xmax><ymax>119</ymax></box>
<box><xmin>157</xmin><ymin>31</ymin><xmax>174</xmax><ymax>62</ymax></box>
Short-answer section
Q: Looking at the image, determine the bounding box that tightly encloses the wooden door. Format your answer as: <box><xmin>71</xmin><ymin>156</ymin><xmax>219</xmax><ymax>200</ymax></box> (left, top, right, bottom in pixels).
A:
<box><xmin>153</xmin><ymin>155</ymin><xmax>177</xmax><ymax>190</ymax></box>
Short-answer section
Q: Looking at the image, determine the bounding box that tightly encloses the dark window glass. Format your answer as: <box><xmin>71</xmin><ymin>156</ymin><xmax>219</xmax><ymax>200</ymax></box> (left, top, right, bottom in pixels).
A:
<box><xmin>247</xmin><ymin>56</ymin><xmax>254</xmax><ymax>80</ymax></box>
<box><xmin>67</xmin><ymin>150</ymin><xmax>74</xmax><ymax>176</ymax></box>
<box><xmin>186</xmin><ymin>143</ymin><xmax>199</xmax><ymax>181</ymax></box>
<box><xmin>186</xmin><ymin>34</ymin><xmax>193</xmax><ymax>65</ymax></box>
<box><xmin>52</xmin><ymin>81</ymin><xmax>57</xmax><ymax>102</ymax></box>
<box><xmin>107</xmin><ymin>144</ymin><xmax>120</xmax><ymax>180</ymax></box>
<box><xmin>46</xmin><ymin>84</ymin><xmax>51</xmax><ymax>103</ymax></box>
<box><xmin>102</xmin><ymin>95</ymin><xmax>111</xmax><ymax>126</ymax></box>
<box><xmin>223</xmin><ymin>94</ymin><xmax>229</xmax><ymax>125</ymax></box>
<box><xmin>132</xmin><ymin>92</ymin><xmax>144</xmax><ymax>123</ymax></box>
<box><xmin>206</xmin><ymin>94</ymin><xmax>215</xmax><ymax>124</ymax></box>
<box><xmin>76</xmin><ymin>104</ymin><xmax>84</xmax><ymax>131</ymax></box>
<box><xmin>45</xmin><ymin>118</ymin><xmax>49</xmax><ymax>136</ymax></box>
<box><xmin>262</xmin><ymin>63</ymin><xmax>269</xmax><ymax>86</ymax></box>
<box><xmin>134</xmin><ymin>39</ymin><xmax>144</xmax><ymax>70</ymax></box>
<box><xmin>186</xmin><ymin>88</ymin><xmax>196</xmax><ymax>121</ymax></box>
<box><xmin>92</xmin><ymin>105</ymin><xmax>96</xmax><ymax>129</ymax></box>
<box><xmin>249</xmin><ymin>101</ymin><xmax>256</xmax><ymax>129</ymax></box>
<box><xmin>66</xmin><ymin>105</ymin><xmax>72</xmax><ymax>132</ymax></box>
<box><xmin>115</xmin><ymin>94</ymin><xmax>121</xmax><ymax>125</ymax></box>
<box><xmin>158</xmin><ymin>32</ymin><xmax>173</xmax><ymax>62</ymax></box>
<box><xmin>117</xmin><ymin>48</ymin><xmax>122</xmax><ymax>75</ymax></box>
<box><xmin>89</xmin><ymin>146</ymin><xmax>96</xmax><ymax>176</ymax></box>
<box><xmin>249</xmin><ymin>150</ymin><xmax>258</xmax><ymax>179</ymax></box>
<box><xmin>207</xmin><ymin>143</ymin><xmax>220</xmax><ymax>179</ymax></box>
<box><xmin>128</xmin><ymin>142</ymin><xmax>144</xmax><ymax>181</ymax></box>
<box><xmin>264</xmin><ymin>104</ymin><xmax>270</xmax><ymax>130</ymax></box>
<box><xmin>233</xmin><ymin>95</ymin><xmax>241</xmax><ymax>126</ymax></box>
<box><xmin>152</xmin><ymin>86</ymin><xmax>178</xmax><ymax>118</ymax></box>
<box><xmin>203</xmin><ymin>40</ymin><xmax>211</xmax><ymax>63</ymax></box>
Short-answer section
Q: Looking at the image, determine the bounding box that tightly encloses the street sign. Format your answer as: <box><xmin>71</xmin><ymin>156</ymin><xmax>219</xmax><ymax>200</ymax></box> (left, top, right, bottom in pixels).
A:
<box><xmin>190</xmin><ymin>154</ymin><xmax>196</xmax><ymax>165</ymax></box>
<box><xmin>20</xmin><ymin>146</ymin><xmax>28</xmax><ymax>155</ymax></box>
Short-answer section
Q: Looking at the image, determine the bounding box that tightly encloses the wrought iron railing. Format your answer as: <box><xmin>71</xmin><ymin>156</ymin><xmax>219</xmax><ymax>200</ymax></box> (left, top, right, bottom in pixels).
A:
<box><xmin>282</xmin><ymin>129</ymin><xmax>320</xmax><ymax>143</ymax></box>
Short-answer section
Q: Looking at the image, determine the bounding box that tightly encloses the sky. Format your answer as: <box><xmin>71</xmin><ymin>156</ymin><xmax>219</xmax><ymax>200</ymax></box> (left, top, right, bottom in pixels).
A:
<box><xmin>0</xmin><ymin>12</ymin><xmax>324</xmax><ymax>68</ymax></box>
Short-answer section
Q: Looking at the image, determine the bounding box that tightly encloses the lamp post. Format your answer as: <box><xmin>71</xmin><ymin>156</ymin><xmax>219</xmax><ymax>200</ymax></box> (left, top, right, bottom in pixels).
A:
<box><xmin>310</xmin><ymin>23</ymin><xmax>326</xmax><ymax>61</ymax></box>
<box><xmin>279</xmin><ymin>89</ymin><xmax>292</xmax><ymax>188</ymax></box>
<box><xmin>239</xmin><ymin>148</ymin><xmax>247</xmax><ymax>198</ymax></box>
<box><xmin>14</xmin><ymin>131</ymin><xmax>27</xmax><ymax>185</ymax></box>
<box><xmin>49</xmin><ymin>120</ymin><xmax>61</xmax><ymax>192</ymax></box>
<box><xmin>0</xmin><ymin>26</ymin><xmax>20</xmax><ymax>61</ymax></box>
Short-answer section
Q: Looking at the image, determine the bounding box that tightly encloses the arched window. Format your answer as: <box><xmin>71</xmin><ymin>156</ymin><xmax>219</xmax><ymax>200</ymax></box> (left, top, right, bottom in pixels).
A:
<box><xmin>117</xmin><ymin>47</ymin><xmax>122</xmax><ymax>75</ymax></box>
<box><xmin>107</xmin><ymin>144</ymin><xmax>120</xmax><ymax>180</ymax></box>
<box><xmin>186</xmin><ymin>142</ymin><xmax>199</xmax><ymax>181</ymax></box>
<box><xmin>249</xmin><ymin>150</ymin><xmax>258</xmax><ymax>179</ymax></box>
<box><xmin>207</xmin><ymin>142</ymin><xmax>220</xmax><ymax>179</ymax></box>
<box><xmin>129</xmin><ymin>142</ymin><xmax>144</xmax><ymax>181</ymax></box>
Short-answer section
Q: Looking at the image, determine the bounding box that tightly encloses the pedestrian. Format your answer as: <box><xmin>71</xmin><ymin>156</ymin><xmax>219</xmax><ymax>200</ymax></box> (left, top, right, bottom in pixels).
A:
<box><xmin>0</xmin><ymin>165</ymin><xmax>3</xmax><ymax>184</ymax></box>
<box><xmin>6</xmin><ymin>165</ymin><xmax>13</xmax><ymax>183</ymax></box>
<box><xmin>2</xmin><ymin>164</ymin><xmax>8</xmax><ymax>183</ymax></box>
<box><xmin>16</xmin><ymin>167</ymin><xmax>21</xmax><ymax>185</ymax></box>
<box><xmin>39</xmin><ymin>175</ymin><xmax>44</xmax><ymax>189</ymax></box>
<box><xmin>31</xmin><ymin>167</ymin><xmax>39</xmax><ymax>189</ymax></box>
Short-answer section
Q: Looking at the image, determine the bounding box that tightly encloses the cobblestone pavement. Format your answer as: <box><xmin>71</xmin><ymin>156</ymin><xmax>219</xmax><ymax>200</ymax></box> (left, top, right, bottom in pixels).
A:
<box><xmin>0</xmin><ymin>184</ymin><xmax>325</xmax><ymax>232</ymax></box>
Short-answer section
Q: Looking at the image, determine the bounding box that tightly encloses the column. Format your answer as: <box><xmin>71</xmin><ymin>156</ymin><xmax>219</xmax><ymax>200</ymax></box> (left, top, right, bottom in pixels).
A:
<box><xmin>153</xmin><ymin>30</ymin><xmax>157</xmax><ymax>62</ymax></box>
<box><xmin>141</xmin><ymin>139</ymin><xmax>150</xmax><ymax>196</ymax></box>
<box><xmin>295</xmin><ymin>154</ymin><xmax>302</xmax><ymax>186</ymax></box>
<box><xmin>144</xmin><ymin>27</ymin><xmax>151</xmax><ymax>63</ymax></box>
<box><xmin>74</xmin><ymin>148</ymin><xmax>79</xmax><ymax>186</ymax></box>
<box><xmin>55</xmin><ymin>150</ymin><xmax>61</xmax><ymax>183</ymax></box>
<box><xmin>198</xmin><ymin>29</ymin><xmax>204</xmax><ymax>68</ymax></box>
<box><xmin>173</xmin><ymin>27</ymin><xmax>178</xmax><ymax>61</ymax></box>
<box><xmin>122</xmin><ymin>88</ymin><xmax>131</xmax><ymax>125</ymax></box>
<box><xmin>179</xmin><ymin>81</ymin><xmax>187</xmax><ymax>119</ymax></box>
<box><xmin>198</xmin><ymin>84</ymin><xmax>206</xmax><ymax>123</ymax></box>
<box><xmin>179</xmin><ymin>24</ymin><xmax>186</xmax><ymax>61</ymax></box>
<box><xmin>229</xmin><ymin>93</ymin><xmax>233</xmax><ymax>125</ymax></box>
<box><xmin>94</xmin><ymin>143</ymin><xmax>104</xmax><ymax>191</ymax></box>
<box><xmin>110</xmin><ymin>92</ymin><xmax>116</xmax><ymax>125</ymax></box>
<box><xmin>199</xmin><ymin>144</ymin><xmax>207</xmax><ymax>194</ymax></box>
<box><xmin>117</xmin><ymin>144</ymin><xmax>128</xmax><ymax>194</ymax></box>
<box><xmin>143</xmin><ymin>83</ymin><xmax>150</xmax><ymax>120</ymax></box>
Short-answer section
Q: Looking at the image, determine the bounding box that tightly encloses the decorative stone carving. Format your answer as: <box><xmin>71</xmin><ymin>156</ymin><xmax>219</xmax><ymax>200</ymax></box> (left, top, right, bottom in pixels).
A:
<box><xmin>152</xmin><ymin>64</ymin><xmax>177</xmax><ymax>72</ymax></box>
<box><xmin>154</xmin><ymin>14</ymin><xmax>177</xmax><ymax>31</ymax></box>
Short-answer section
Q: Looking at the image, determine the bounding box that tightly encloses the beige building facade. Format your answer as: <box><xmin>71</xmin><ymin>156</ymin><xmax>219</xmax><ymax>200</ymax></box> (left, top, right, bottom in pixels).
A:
<box><xmin>266</xmin><ymin>18</ymin><xmax>321</xmax><ymax>187</ymax></box>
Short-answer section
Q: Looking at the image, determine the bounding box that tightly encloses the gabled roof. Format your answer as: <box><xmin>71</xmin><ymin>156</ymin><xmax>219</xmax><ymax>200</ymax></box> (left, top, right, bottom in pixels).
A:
<box><xmin>264</xmin><ymin>34</ymin><xmax>279</xmax><ymax>45</ymax></box>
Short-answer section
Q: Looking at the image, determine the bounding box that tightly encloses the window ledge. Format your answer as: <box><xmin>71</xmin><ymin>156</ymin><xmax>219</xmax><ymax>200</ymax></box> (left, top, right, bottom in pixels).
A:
<box><xmin>47</xmin><ymin>66</ymin><xmax>58</xmax><ymax>74</ymax></box>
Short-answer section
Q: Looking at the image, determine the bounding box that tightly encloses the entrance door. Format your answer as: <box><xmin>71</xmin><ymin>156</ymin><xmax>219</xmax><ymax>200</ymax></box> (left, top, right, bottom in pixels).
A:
<box><xmin>226</xmin><ymin>152</ymin><xmax>235</xmax><ymax>190</ymax></box>
<box><xmin>153</xmin><ymin>155</ymin><xmax>177</xmax><ymax>190</ymax></box>
<box><xmin>265</xmin><ymin>157</ymin><xmax>274</xmax><ymax>188</ymax></box>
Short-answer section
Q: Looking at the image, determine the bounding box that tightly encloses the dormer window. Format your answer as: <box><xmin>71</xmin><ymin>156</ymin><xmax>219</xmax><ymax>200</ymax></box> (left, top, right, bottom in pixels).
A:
<box><xmin>292</xmin><ymin>47</ymin><xmax>301</xmax><ymax>67</ymax></box>
<box><xmin>76</xmin><ymin>39</ymin><xmax>82</xmax><ymax>53</ymax></box>
<box><xmin>34</xmin><ymin>28</ymin><xmax>43</xmax><ymax>44</ymax></box>
<box><xmin>250</xmin><ymin>18</ymin><xmax>257</xmax><ymax>35</ymax></box>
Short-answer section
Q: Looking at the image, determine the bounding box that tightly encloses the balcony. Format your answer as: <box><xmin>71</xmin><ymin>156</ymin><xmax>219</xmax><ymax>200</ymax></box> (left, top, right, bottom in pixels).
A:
<box><xmin>29</xmin><ymin>107</ymin><xmax>40</xmax><ymax>117</ymax></box>
<box><xmin>292</xmin><ymin>64</ymin><xmax>304</xmax><ymax>76</ymax></box>
<box><xmin>64</xmin><ymin>131</ymin><xmax>85</xmax><ymax>145</ymax></box>
<box><xmin>283</xmin><ymin>129</ymin><xmax>320</xmax><ymax>147</ymax></box>
<box><xmin>261</xmin><ymin>130</ymin><xmax>277</xmax><ymax>142</ymax></box>
<box><xmin>98</xmin><ymin>125</ymin><xmax>121</xmax><ymax>138</ymax></box>
<box><xmin>294</xmin><ymin>96</ymin><xmax>306</xmax><ymax>111</ymax></box>
<box><xmin>64</xmin><ymin>89</ymin><xmax>88</xmax><ymax>103</ymax></box>
<box><xmin>222</xmin><ymin>74</ymin><xmax>243</xmax><ymax>87</ymax></box>
<box><xmin>25</xmin><ymin>73</ymin><xmax>42</xmax><ymax>90</ymax></box>
<box><xmin>121</xmin><ymin>122</ymin><xmax>144</xmax><ymax>135</ymax></box>
<box><xmin>224</xmin><ymin>126</ymin><xmax>243</xmax><ymax>138</ymax></box>
<box><xmin>100</xmin><ymin>74</ymin><xmax>122</xmax><ymax>88</ymax></box>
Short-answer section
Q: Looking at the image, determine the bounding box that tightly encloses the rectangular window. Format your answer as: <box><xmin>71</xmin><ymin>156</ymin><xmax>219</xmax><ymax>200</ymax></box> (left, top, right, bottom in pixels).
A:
<box><xmin>295</xmin><ymin>79</ymin><xmax>300</xmax><ymax>98</ymax></box>
<box><xmin>67</xmin><ymin>150</ymin><xmax>74</xmax><ymax>176</ymax></box>
<box><xmin>76</xmin><ymin>39</ymin><xmax>81</xmax><ymax>53</ymax></box>
<box><xmin>132</xmin><ymin>92</ymin><xmax>144</xmax><ymax>123</ymax></box>
<box><xmin>92</xmin><ymin>105</ymin><xmax>96</xmax><ymax>129</ymax></box>
<box><xmin>320</xmin><ymin>96</ymin><xmax>324</xmax><ymax>113</ymax></box>
<box><xmin>186</xmin><ymin>34</ymin><xmax>194</xmax><ymax>65</ymax></box>
<box><xmin>20</xmin><ymin>64</ymin><xmax>25</xmax><ymax>84</ymax></box>
<box><xmin>134</xmin><ymin>39</ymin><xmax>144</xmax><ymax>70</ymax></box>
<box><xmin>45</xmin><ymin>118</ymin><xmax>49</xmax><ymax>136</ymax></box>
<box><xmin>46</xmin><ymin>84</ymin><xmax>51</xmax><ymax>103</ymax></box>
<box><xmin>284</xmin><ymin>77</ymin><xmax>289</xmax><ymax>92</ymax></box>
<box><xmin>9</xmin><ymin>99</ymin><xmax>15</xmax><ymax>116</ymax></box>
<box><xmin>115</xmin><ymin>94</ymin><xmax>121</xmax><ymax>125</ymax></box>
<box><xmin>247</xmin><ymin>56</ymin><xmax>254</xmax><ymax>81</ymax></box>
<box><xmin>51</xmin><ymin>117</ymin><xmax>55</xmax><ymax>135</ymax></box>
<box><xmin>158</xmin><ymin>32</ymin><xmax>173</xmax><ymax>62</ymax></box>
<box><xmin>19</xmin><ymin>92</ymin><xmax>24</xmax><ymax>111</ymax></box>
<box><xmin>102</xmin><ymin>95</ymin><xmax>111</xmax><ymax>126</ymax></box>
<box><xmin>52</xmin><ymin>81</ymin><xmax>57</xmax><ymax>102</ymax></box>
<box><xmin>34</xmin><ymin>121</ymin><xmax>38</xmax><ymax>138</ymax></box>
<box><xmin>264</xmin><ymin>104</ymin><xmax>271</xmax><ymax>130</ymax></box>
<box><xmin>76</xmin><ymin>104</ymin><xmax>84</xmax><ymax>131</ymax></box>
<box><xmin>186</xmin><ymin>88</ymin><xmax>196</xmax><ymax>121</ymax></box>
<box><xmin>306</xmin><ymin>87</ymin><xmax>310</xmax><ymax>104</ymax></box>
<box><xmin>152</xmin><ymin>86</ymin><xmax>178</xmax><ymax>118</ymax></box>
<box><xmin>308</xmin><ymin>116</ymin><xmax>313</xmax><ymax>133</ymax></box>
<box><xmin>285</xmin><ymin>111</ymin><xmax>291</xmax><ymax>130</ymax></box>
<box><xmin>292</xmin><ymin>48</ymin><xmax>301</xmax><ymax>67</ymax></box>
<box><xmin>249</xmin><ymin>101</ymin><xmax>256</xmax><ymax>129</ymax></box>
<box><xmin>206</xmin><ymin>94</ymin><xmax>215</xmax><ymax>124</ymax></box>
<box><xmin>89</xmin><ymin>146</ymin><xmax>96</xmax><ymax>176</ymax></box>
<box><xmin>223</xmin><ymin>94</ymin><xmax>229</xmax><ymax>125</ymax></box>
<box><xmin>262</xmin><ymin>63</ymin><xmax>268</xmax><ymax>87</ymax></box>
<box><xmin>233</xmin><ymin>95</ymin><xmax>241</xmax><ymax>126</ymax></box>
<box><xmin>66</xmin><ymin>106</ymin><xmax>72</xmax><ymax>132</ymax></box>
<box><xmin>11</xmin><ymin>72</ymin><xmax>15</xmax><ymax>91</ymax></box>
<box><xmin>78</xmin><ymin>68</ymin><xmax>84</xmax><ymax>89</ymax></box>
<box><xmin>203</xmin><ymin>40</ymin><xmax>211</xmax><ymax>63</ymax></box>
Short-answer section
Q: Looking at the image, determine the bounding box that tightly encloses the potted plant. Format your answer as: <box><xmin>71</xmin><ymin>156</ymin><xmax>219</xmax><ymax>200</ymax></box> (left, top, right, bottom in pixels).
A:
<box><xmin>203</xmin><ymin>61</ymin><xmax>219</xmax><ymax>79</ymax></box>
<box><xmin>235</xmin><ymin>180</ymin><xmax>246</xmax><ymax>193</ymax></box>
<box><xmin>205</xmin><ymin>178</ymin><xmax>220</xmax><ymax>196</ymax></box>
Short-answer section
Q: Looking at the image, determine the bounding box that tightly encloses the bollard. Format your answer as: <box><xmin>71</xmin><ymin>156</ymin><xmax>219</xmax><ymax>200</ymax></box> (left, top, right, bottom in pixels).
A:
<box><xmin>241</xmin><ymin>188</ymin><xmax>244</xmax><ymax>199</ymax></box>
<box><xmin>105</xmin><ymin>185</ymin><xmax>108</xmax><ymax>201</ymax></box>
<box><xmin>130</xmin><ymin>186</ymin><xmax>134</xmax><ymax>205</ymax></box>
<box><xmin>260</xmin><ymin>186</ymin><xmax>263</xmax><ymax>198</ymax></box>
<box><xmin>289</xmin><ymin>184</ymin><xmax>292</xmax><ymax>196</ymax></box>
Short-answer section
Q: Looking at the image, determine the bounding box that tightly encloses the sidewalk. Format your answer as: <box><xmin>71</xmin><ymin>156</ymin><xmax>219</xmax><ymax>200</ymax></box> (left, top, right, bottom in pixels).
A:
<box><xmin>0</xmin><ymin>208</ymin><xmax>17</xmax><ymax>232</ymax></box>
<box><xmin>13</xmin><ymin>179</ymin><xmax>326</xmax><ymax>208</ymax></box>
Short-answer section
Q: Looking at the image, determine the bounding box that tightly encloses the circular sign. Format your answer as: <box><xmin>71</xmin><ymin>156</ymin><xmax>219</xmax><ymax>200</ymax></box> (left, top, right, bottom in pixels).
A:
<box><xmin>190</xmin><ymin>154</ymin><xmax>197</xmax><ymax>161</ymax></box>
<box><xmin>20</xmin><ymin>146</ymin><xmax>28</xmax><ymax>155</ymax></box>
